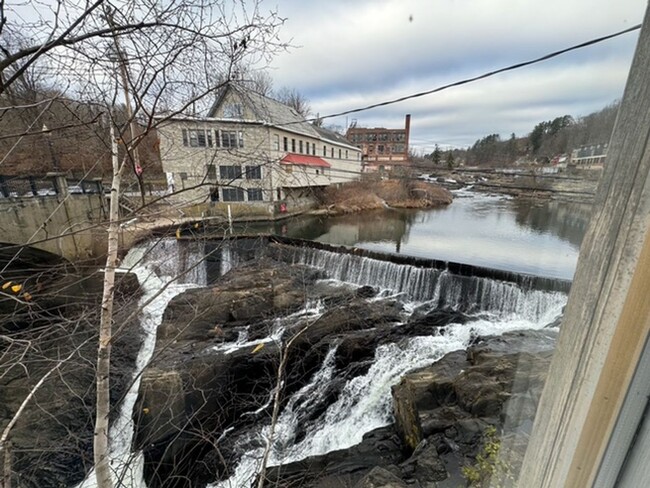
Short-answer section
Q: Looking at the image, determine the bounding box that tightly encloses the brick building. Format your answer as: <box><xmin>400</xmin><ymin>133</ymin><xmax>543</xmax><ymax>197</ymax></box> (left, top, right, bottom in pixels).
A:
<box><xmin>345</xmin><ymin>114</ymin><xmax>411</xmax><ymax>172</ymax></box>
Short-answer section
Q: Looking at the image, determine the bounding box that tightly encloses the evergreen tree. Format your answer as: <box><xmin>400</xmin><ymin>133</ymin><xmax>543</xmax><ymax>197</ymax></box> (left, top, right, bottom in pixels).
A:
<box><xmin>432</xmin><ymin>144</ymin><xmax>442</xmax><ymax>165</ymax></box>
<box><xmin>446</xmin><ymin>150</ymin><xmax>455</xmax><ymax>169</ymax></box>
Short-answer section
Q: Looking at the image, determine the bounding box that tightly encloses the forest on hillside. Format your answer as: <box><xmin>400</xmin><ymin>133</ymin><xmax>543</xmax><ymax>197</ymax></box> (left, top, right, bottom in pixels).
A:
<box><xmin>425</xmin><ymin>101</ymin><xmax>620</xmax><ymax>167</ymax></box>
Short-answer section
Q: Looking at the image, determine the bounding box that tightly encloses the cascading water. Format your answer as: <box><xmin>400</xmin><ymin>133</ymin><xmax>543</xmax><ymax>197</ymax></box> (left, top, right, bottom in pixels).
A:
<box><xmin>275</xmin><ymin>244</ymin><xmax>566</xmax><ymax>320</ymax></box>
<box><xmin>75</xmin><ymin>240</ymin><xmax>207</xmax><ymax>488</ymax></box>
<box><xmin>209</xmin><ymin>244</ymin><xmax>567</xmax><ymax>488</ymax></box>
<box><xmin>73</xmin><ymin>235</ymin><xmax>567</xmax><ymax>488</ymax></box>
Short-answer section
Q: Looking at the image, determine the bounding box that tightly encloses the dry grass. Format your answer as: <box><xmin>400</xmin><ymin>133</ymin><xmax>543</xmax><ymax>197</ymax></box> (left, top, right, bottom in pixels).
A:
<box><xmin>321</xmin><ymin>179</ymin><xmax>453</xmax><ymax>214</ymax></box>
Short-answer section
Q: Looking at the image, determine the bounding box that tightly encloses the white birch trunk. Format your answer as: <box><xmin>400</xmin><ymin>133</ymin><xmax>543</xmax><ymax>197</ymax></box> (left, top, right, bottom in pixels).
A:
<box><xmin>94</xmin><ymin>123</ymin><xmax>124</xmax><ymax>488</ymax></box>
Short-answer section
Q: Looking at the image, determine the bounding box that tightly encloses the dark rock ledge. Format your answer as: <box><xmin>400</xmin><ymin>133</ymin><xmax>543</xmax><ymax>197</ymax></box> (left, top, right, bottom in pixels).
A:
<box><xmin>263</xmin><ymin>329</ymin><xmax>557</xmax><ymax>488</ymax></box>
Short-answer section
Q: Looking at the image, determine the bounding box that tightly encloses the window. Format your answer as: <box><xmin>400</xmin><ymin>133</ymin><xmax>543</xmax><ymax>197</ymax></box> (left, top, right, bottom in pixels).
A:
<box><xmin>377</xmin><ymin>145</ymin><xmax>384</xmax><ymax>154</ymax></box>
<box><xmin>247</xmin><ymin>188</ymin><xmax>264</xmax><ymax>201</ymax></box>
<box><xmin>315</xmin><ymin>169</ymin><xmax>320</xmax><ymax>175</ymax></box>
<box><xmin>219</xmin><ymin>165</ymin><xmax>242</xmax><ymax>179</ymax></box>
<box><xmin>299</xmin><ymin>140</ymin><xmax>303</xmax><ymax>153</ymax></box>
<box><xmin>274</xmin><ymin>134</ymin><xmax>280</xmax><ymax>151</ymax></box>
<box><xmin>345</xmin><ymin>150</ymin><xmax>349</xmax><ymax>158</ymax></box>
<box><xmin>312</xmin><ymin>144</ymin><xmax>316</xmax><ymax>156</ymax></box>
<box><xmin>292</xmin><ymin>138</ymin><xmax>296</xmax><ymax>152</ymax></box>
<box><xmin>245</xmin><ymin>165</ymin><xmax>262</xmax><ymax>179</ymax></box>
<box><xmin>182</xmin><ymin>129</ymin><xmax>212</xmax><ymax>148</ymax></box>
<box><xmin>216</xmin><ymin>130</ymin><xmax>243</xmax><ymax>148</ymax></box>
<box><xmin>339</xmin><ymin>149</ymin><xmax>342</xmax><ymax>159</ymax></box>
<box><xmin>283</xmin><ymin>137</ymin><xmax>288</xmax><ymax>151</ymax></box>
<box><xmin>331</xmin><ymin>148</ymin><xmax>334</xmax><ymax>158</ymax></box>
<box><xmin>222</xmin><ymin>187</ymin><xmax>245</xmax><ymax>201</ymax></box>
<box><xmin>206</xmin><ymin>164</ymin><xmax>216</xmax><ymax>179</ymax></box>
<box><xmin>323</xmin><ymin>145</ymin><xmax>327</xmax><ymax>156</ymax></box>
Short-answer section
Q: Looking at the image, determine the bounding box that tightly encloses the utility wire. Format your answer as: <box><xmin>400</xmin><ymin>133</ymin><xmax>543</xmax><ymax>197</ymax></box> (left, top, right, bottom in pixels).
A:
<box><xmin>297</xmin><ymin>23</ymin><xmax>642</xmax><ymax>124</ymax></box>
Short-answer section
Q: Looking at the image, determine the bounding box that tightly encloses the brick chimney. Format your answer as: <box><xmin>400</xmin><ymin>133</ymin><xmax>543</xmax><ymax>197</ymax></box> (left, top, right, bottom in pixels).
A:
<box><xmin>405</xmin><ymin>114</ymin><xmax>411</xmax><ymax>160</ymax></box>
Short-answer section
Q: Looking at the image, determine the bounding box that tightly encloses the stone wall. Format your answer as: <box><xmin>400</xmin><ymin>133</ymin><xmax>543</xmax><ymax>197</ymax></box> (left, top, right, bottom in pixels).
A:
<box><xmin>0</xmin><ymin>175</ymin><xmax>108</xmax><ymax>261</ymax></box>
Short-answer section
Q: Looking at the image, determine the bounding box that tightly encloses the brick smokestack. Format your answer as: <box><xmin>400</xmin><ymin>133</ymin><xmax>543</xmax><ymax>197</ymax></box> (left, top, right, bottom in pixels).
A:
<box><xmin>405</xmin><ymin>114</ymin><xmax>411</xmax><ymax>160</ymax></box>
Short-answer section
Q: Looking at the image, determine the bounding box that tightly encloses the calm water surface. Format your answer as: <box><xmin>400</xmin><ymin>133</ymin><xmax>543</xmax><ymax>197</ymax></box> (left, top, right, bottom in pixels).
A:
<box><xmin>239</xmin><ymin>191</ymin><xmax>592</xmax><ymax>280</ymax></box>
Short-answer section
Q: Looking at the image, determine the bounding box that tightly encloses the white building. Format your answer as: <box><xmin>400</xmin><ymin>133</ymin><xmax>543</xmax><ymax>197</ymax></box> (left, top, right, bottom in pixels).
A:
<box><xmin>156</xmin><ymin>83</ymin><xmax>362</xmax><ymax>214</ymax></box>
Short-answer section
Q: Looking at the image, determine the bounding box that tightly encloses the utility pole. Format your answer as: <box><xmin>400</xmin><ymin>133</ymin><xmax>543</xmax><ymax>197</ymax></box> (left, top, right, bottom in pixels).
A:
<box><xmin>104</xmin><ymin>6</ymin><xmax>146</xmax><ymax>208</ymax></box>
<box><xmin>42</xmin><ymin>124</ymin><xmax>60</xmax><ymax>172</ymax></box>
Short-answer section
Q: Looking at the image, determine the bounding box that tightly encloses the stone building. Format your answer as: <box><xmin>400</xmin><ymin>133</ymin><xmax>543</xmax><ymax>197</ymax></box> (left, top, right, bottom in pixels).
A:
<box><xmin>345</xmin><ymin>114</ymin><xmax>411</xmax><ymax>172</ymax></box>
<box><xmin>156</xmin><ymin>83</ymin><xmax>362</xmax><ymax>214</ymax></box>
<box><xmin>570</xmin><ymin>143</ymin><xmax>608</xmax><ymax>168</ymax></box>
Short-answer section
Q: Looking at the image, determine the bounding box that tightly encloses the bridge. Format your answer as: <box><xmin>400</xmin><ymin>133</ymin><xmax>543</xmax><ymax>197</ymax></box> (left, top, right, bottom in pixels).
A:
<box><xmin>0</xmin><ymin>173</ymin><xmax>108</xmax><ymax>261</ymax></box>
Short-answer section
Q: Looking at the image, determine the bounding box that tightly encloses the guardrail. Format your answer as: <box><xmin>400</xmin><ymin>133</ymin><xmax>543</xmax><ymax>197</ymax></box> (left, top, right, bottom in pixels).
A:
<box><xmin>0</xmin><ymin>175</ymin><xmax>106</xmax><ymax>198</ymax></box>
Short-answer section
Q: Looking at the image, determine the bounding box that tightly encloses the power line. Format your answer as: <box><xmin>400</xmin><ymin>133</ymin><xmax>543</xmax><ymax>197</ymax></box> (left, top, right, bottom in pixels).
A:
<box><xmin>299</xmin><ymin>23</ymin><xmax>642</xmax><ymax>124</ymax></box>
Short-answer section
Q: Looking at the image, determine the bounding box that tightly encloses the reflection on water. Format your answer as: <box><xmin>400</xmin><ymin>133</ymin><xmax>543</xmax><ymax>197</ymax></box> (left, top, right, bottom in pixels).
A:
<box><xmin>244</xmin><ymin>193</ymin><xmax>591</xmax><ymax>280</ymax></box>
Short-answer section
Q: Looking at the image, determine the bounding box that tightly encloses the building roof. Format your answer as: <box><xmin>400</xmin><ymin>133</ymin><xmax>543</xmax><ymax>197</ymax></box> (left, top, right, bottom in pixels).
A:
<box><xmin>312</xmin><ymin>124</ymin><xmax>359</xmax><ymax>150</ymax></box>
<box><xmin>280</xmin><ymin>153</ymin><xmax>331</xmax><ymax>168</ymax></box>
<box><xmin>209</xmin><ymin>83</ymin><xmax>320</xmax><ymax>138</ymax></box>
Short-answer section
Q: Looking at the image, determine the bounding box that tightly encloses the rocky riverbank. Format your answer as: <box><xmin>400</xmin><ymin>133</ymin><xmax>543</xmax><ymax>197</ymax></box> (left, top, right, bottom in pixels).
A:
<box><xmin>131</xmin><ymin>252</ymin><xmax>559</xmax><ymax>488</ymax></box>
<box><xmin>263</xmin><ymin>329</ymin><xmax>556</xmax><ymax>488</ymax></box>
<box><xmin>317</xmin><ymin>179</ymin><xmax>453</xmax><ymax>215</ymax></box>
<box><xmin>0</xmin><ymin>252</ymin><xmax>142</xmax><ymax>488</ymax></box>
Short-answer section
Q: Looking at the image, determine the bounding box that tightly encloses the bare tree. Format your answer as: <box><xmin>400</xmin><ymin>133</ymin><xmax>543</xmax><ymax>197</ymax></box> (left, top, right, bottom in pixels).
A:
<box><xmin>0</xmin><ymin>1</ymin><xmax>287</xmax><ymax>487</ymax></box>
<box><xmin>275</xmin><ymin>86</ymin><xmax>311</xmax><ymax>118</ymax></box>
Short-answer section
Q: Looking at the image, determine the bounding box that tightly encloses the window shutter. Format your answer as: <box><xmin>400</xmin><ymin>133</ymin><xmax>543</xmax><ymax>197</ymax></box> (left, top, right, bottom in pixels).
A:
<box><xmin>182</xmin><ymin>129</ymin><xmax>188</xmax><ymax>146</ymax></box>
<box><xmin>215</xmin><ymin>130</ymin><xmax>221</xmax><ymax>148</ymax></box>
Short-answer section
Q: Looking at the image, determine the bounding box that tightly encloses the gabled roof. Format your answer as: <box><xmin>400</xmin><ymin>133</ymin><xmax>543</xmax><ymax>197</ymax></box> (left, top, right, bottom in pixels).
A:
<box><xmin>281</xmin><ymin>153</ymin><xmax>331</xmax><ymax>168</ymax></box>
<box><xmin>209</xmin><ymin>82</ymin><xmax>320</xmax><ymax>138</ymax></box>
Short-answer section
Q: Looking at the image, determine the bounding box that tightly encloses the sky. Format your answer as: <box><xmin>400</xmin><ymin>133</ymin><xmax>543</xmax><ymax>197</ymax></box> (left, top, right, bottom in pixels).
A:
<box><xmin>264</xmin><ymin>0</ymin><xmax>647</xmax><ymax>153</ymax></box>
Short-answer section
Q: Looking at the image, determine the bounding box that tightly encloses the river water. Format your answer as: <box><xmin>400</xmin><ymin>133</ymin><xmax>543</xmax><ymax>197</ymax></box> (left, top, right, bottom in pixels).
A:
<box><xmin>241</xmin><ymin>191</ymin><xmax>591</xmax><ymax>280</ymax></box>
<box><xmin>75</xmin><ymin>191</ymin><xmax>584</xmax><ymax>487</ymax></box>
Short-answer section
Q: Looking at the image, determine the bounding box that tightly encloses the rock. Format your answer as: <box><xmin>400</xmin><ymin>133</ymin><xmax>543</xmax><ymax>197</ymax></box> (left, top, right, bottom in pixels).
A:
<box><xmin>156</xmin><ymin>259</ymin><xmax>314</xmax><ymax>345</ymax></box>
<box><xmin>400</xmin><ymin>442</ymin><xmax>448</xmax><ymax>484</ymax></box>
<box><xmin>391</xmin><ymin>330</ymin><xmax>556</xmax><ymax>485</ymax></box>
<box><xmin>355</xmin><ymin>466</ymin><xmax>408</xmax><ymax>488</ymax></box>
<box><xmin>262</xmin><ymin>426</ymin><xmax>404</xmax><ymax>487</ymax></box>
<box><xmin>0</xmin><ymin>265</ymin><xmax>142</xmax><ymax>488</ymax></box>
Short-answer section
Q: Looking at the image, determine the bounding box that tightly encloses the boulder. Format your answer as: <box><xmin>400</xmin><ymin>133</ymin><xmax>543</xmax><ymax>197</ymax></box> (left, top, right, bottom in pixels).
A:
<box><xmin>354</xmin><ymin>467</ymin><xmax>408</xmax><ymax>488</ymax></box>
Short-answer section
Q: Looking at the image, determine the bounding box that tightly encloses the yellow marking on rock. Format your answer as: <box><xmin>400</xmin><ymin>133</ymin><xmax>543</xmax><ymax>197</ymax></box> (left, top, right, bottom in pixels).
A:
<box><xmin>251</xmin><ymin>343</ymin><xmax>265</xmax><ymax>354</ymax></box>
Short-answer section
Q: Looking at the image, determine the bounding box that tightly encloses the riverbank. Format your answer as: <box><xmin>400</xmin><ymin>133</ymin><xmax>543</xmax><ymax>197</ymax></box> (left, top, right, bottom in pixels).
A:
<box><xmin>317</xmin><ymin>179</ymin><xmax>453</xmax><ymax>215</ymax></box>
<box><xmin>425</xmin><ymin>167</ymin><xmax>600</xmax><ymax>204</ymax></box>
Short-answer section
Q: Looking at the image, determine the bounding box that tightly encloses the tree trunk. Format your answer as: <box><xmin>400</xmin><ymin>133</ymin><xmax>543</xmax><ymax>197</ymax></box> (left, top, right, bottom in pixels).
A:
<box><xmin>94</xmin><ymin>122</ymin><xmax>123</xmax><ymax>488</ymax></box>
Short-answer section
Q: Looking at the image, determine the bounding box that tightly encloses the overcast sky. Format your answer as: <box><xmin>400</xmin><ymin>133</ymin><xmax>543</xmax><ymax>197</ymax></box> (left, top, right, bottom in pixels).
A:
<box><xmin>265</xmin><ymin>0</ymin><xmax>646</xmax><ymax>152</ymax></box>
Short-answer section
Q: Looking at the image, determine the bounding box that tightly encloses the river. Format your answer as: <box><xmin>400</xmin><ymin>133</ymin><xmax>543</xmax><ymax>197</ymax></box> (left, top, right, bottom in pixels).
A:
<box><xmin>72</xmin><ymin>190</ymin><xmax>585</xmax><ymax>487</ymax></box>
<box><xmin>237</xmin><ymin>191</ymin><xmax>591</xmax><ymax>281</ymax></box>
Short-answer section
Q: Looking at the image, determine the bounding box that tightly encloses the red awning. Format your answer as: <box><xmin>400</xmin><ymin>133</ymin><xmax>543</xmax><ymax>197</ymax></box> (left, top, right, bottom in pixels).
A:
<box><xmin>280</xmin><ymin>153</ymin><xmax>331</xmax><ymax>168</ymax></box>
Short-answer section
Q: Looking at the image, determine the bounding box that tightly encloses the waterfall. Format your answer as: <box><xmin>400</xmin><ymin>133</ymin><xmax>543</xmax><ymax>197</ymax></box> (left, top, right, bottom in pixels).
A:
<box><xmin>75</xmin><ymin>240</ymin><xmax>203</xmax><ymax>488</ymax></box>
<box><xmin>272</xmin><ymin>244</ymin><xmax>566</xmax><ymax>321</ymax></box>
<box><xmin>71</xmin><ymin>236</ymin><xmax>568</xmax><ymax>488</ymax></box>
<box><xmin>211</xmin><ymin>346</ymin><xmax>340</xmax><ymax>488</ymax></box>
<box><xmin>212</xmin><ymin>295</ymin><xmax>564</xmax><ymax>488</ymax></box>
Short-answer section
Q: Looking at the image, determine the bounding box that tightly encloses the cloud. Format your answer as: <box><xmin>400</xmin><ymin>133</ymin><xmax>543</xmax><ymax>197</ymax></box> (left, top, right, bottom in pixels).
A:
<box><xmin>267</xmin><ymin>0</ymin><xmax>646</xmax><ymax>149</ymax></box>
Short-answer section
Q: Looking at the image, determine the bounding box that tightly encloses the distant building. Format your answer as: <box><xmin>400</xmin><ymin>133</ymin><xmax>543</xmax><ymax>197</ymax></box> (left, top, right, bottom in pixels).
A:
<box><xmin>156</xmin><ymin>83</ymin><xmax>361</xmax><ymax>211</ymax></box>
<box><xmin>346</xmin><ymin>114</ymin><xmax>411</xmax><ymax>172</ymax></box>
<box><xmin>570</xmin><ymin>143</ymin><xmax>608</xmax><ymax>168</ymax></box>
